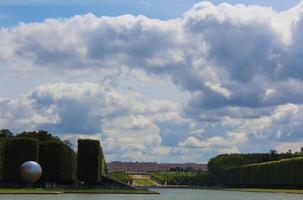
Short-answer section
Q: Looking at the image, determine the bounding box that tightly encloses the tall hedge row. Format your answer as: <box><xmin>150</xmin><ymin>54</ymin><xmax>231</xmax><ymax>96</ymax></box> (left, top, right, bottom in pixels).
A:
<box><xmin>3</xmin><ymin>138</ymin><xmax>39</xmax><ymax>182</ymax></box>
<box><xmin>77</xmin><ymin>139</ymin><xmax>104</xmax><ymax>185</ymax></box>
<box><xmin>0</xmin><ymin>136</ymin><xmax>106</xmax><ymax>185</ymax></box>
<box><xmin>100</xmin><ymin>147</ymin><xmax>106</xmax><ymax>176</ymax></box>
<box><xmin>222</xmin><ymin>157</ymin><xmax>303</xmax><ymax>188</ymax></box>
<box><xmin>39</xmin><ymin>141</ymin><xmax>76</xmax><ymax>183</ymax></box>
<box><xmin>0</xmin><ymin>139</ymin><xmax>6</xmax><ymax>181</ymax></box>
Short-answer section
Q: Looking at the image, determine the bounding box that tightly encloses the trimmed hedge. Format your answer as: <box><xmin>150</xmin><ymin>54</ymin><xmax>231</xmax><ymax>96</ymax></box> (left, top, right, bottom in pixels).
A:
<box><xmin>109</xmin><ymin>172</ymin><xmax>133</xmax><ymax>184</ymax></box>
<box><xmin>151</xmin><ymin>172</ymin><xmax>214</xmax><ymax>186</ymax></box>
<box><xmin>222</xmin><ymin>157</ymin><xmax>303</xmax><ymax>188</ymax></box>
<box><xmin>77</xmin><ymin>139</ymin><xmax>104</xmax><ymax>185</ymax></box>
<box><xmin>0</xmin><ymin>138</ymin><xmax>6</xmax><ymax>181</ymax></box>
<box><xmin>3</xmin><ymin>138</ymin><xmax>39</xmax><ymax>182</ymax></box>
<box><xmin>207</xmin><ymin>153</ymin><xmax>300</xmax><ymax>184</ymax></box>
<box><xmin>39</xmin><ymin>141</ymin><xmax>76</xmax><ymax>183</ymax></box>
<box><xmin>100</xmin><ymin>147</ymin><xmax>106</xmax><ymax>176</ymax></box>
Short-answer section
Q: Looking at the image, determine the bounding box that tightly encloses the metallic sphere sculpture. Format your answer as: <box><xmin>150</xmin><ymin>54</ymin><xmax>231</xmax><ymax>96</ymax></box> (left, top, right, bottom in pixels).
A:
<box><xmin>20</xmin><ymin>161</ymin><xmax>42</xmax><ymax>183</ymax></box>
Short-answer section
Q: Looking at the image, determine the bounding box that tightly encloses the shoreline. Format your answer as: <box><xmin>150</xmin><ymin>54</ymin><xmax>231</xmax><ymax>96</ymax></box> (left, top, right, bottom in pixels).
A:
<box><xmin>219</xmin><ymin>188</ymin><xmax>303</xmax><ymax>194</ymax></box>
<box><xmin>0</xmin><ymin>188</ymin><xmax>159</xmax><ymax>195</ymax></box>
<box><xmin>149</xmin><ymin>186</ymin><xmax>303</xmax><ymax>195</ymax></box>
<box><xmin>1</xmin><ymin>187</ymin><xmax>303</xmax><ymax>195</ymax></box>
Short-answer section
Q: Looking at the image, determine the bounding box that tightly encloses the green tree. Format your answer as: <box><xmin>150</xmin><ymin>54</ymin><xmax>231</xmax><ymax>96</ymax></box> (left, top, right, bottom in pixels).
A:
<box><xmin>0</xmin><ymin>129</ymin><xmax>13</xmax><ymax>138</ymax></box>
<box><xmin>16</xmin><ymin>130</ymin><xmax>60</xmax><ymax>142</ymax></box>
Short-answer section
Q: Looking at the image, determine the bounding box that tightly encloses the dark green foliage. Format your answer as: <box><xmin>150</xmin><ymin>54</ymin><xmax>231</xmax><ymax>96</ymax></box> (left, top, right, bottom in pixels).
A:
<box><xmin>77</xmin><ymin>139</ymin><xmax>104</xmax><ymax>185</ymax></box>
<box><xmin>0</xmin><ymin>138</ymin><xmax>6</xmax><ymax>181</ymax></box>
<box><xmin>100</xmin><ymin>148</ymin><xmax>106</xmax><ymax>176</ymax></box>
<box><xmin>3</xmin><ymin>138</ymin><xmax>39</xmax><ymax>182</ymax></box>
<box><xmin>222</xmin><ymin>157</ymin><xmax>303</xmax><ymax>188</ymax></box>
<box><xmin>0</xmin><ymin>129</ymin><xmax>13</xmax><ymax>138</ymax></box>
<box><xmin>208</xmin><ymin>154</ymin><xmax>247</xmax><ymax>183</ymax></box>
<box><xmin>169</xmin><ymin>167</ymin><xmax>202</xmax><ymax>172</ymax></box>
<box><xmin>109</xmin><ymin>172</ymin><xmax>133</xmax><ymax>184</ymax></box>
<box><xmin>39</xmin><ymin>141</ymin><xmax>76</xmax><ymax>183</ymax></box>
<box><xmin>208</xmin><ymin>153</ymin><xmax>301</xmax><ymax>184</ymax></box>
<box><xmin>151</xmin><ymin>172</ymin><xmax>214</xmax><ymax>186</ymax></box>
<box><xmin>16</xmin><ymin>130</ymin><xmax>61</xmax><ymax>142</ymax></box>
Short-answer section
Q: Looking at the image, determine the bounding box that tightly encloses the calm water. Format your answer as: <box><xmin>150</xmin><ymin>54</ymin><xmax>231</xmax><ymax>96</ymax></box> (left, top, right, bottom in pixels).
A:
<box><xmin>1</xmin><ymin>189</ymin><xmax>302</xmax><ymax>200</ymax></box>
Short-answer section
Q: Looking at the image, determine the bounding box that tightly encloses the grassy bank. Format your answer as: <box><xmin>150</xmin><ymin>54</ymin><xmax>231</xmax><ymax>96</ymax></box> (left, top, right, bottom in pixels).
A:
<box><xmin>64</xmin><ymin>188</ymin><xmax>158</xmax><ymax>194</ymax></box>
<box><xmin>150</xmin><ymin>185</ymin><xmax>303</xmax><ymax>195</ymax></box>
<box><xmin>220</xmin><ymin>188</ymin><xmax>303</xmax><ymax>194</ymax></box>
<box><xmin>133</xmin><ymin>178</ymin><xmax>157</xmax><ymax>186</ymax></box>
<box><xmin>0</xmin><ymin>188</ymin><xmax>159</xmax><ymax>195</ymax></box>
<box><xmin>0</xmin><ymin>188</ymin><xmax>62</xmax><ymax>194</ymax></box>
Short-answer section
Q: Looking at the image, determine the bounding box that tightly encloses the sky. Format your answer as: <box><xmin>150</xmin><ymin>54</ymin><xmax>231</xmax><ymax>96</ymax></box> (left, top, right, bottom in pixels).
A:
<box><xmin>1</xmin><ymin>0</ymin><xmax>303</xmax><ymax>163</ymax></box>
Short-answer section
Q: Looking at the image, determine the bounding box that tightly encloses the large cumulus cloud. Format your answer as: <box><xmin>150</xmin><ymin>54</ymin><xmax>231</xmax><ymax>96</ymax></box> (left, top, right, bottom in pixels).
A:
<box><xmin>0</xmin><ymin>82</ymin><xmax>185</xmax><ymax>161</ymax></box>
<box><xmin>1</xmin><ymin>1</ymin><xmax>303</xmax><ymax>161</ymax></box>
<box><xmin>1</xmin><ymin>2</ymin><xmax>303</xmax><ymax>108</ymax></box>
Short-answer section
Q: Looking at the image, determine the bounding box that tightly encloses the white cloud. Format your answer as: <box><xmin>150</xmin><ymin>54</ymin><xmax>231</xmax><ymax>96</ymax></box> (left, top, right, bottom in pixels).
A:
<box><xmin>179</xmin><ymin>132</ymin><xmax>247</xmax><ymax>149</ymax></box>
<box><xmin>275</xmin><ymin>141</ymin><xmax>303</xmax><ymax>153</ymax></box>
<box><xmin>2</xmin><ymin>1</ymin><xmax>303</xmax><ymax>161</ymax></box>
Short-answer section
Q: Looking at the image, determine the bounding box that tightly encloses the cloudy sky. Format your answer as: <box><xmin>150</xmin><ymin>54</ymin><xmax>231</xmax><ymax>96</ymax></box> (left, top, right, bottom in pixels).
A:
<box><xmin>1</xmin><ymin>0</ymin><xmax>303</xmax><ymax>163</ymax></box>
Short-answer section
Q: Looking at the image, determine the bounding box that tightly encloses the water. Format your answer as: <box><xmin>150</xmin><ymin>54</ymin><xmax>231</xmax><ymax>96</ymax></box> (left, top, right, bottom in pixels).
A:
<box><xmin>0</xmin><ymin>189</ymin><xmax>302</xmax><ymax>200</ymax></box>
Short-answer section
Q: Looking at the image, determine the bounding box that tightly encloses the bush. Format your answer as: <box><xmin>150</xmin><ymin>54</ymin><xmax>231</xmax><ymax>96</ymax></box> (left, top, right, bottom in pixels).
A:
<box><xmin>3</xmin><ymin>138</ymin><xmax>39</xmax><ymax>182</ymax></box>
<box><xmin>77</xmin><ymin>139</ymin><xmax>103</xmax><ymax>185</ymax></box>
<box><xmin>39</xmin><ymin>141</ymin><xmax>76</xmax><ymax>183</ymax></box>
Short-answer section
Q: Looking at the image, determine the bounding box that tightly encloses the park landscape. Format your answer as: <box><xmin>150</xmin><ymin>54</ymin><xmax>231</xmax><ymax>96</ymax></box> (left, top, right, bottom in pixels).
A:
<box><xmin>0</xmin><ymin>129</ymin><xmax>303</xmax><ymax>199</ymax></box>
<box><xmin>1</xmin><ymin>0</ymin><xmax>303</xmax><ymax>199</ymax></box>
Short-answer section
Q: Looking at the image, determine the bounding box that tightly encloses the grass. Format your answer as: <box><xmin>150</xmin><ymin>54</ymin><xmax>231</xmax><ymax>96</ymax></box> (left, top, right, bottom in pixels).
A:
<box><xmin>64</xmin><ymin>188</ymin><xmax>158</xmax><ymax>194</ymax></box>
<box><xmin>218</xmin><ymin>188</ymin><xmax>303</xmax><ymax>194</ymax></box>
<box><xmin>0</xmin><ymin>188</ymin><xmax>159</xmax><ymax>195</ymax></box>
<box><xmin>0</xmin><ymin>188</ymin><xmax>62</xmax><ymax>194</ymax></box>
<box><xmin>133</xmin><ymin>178</ymin><xmax>157</xmax><ymax>186</ymax></box>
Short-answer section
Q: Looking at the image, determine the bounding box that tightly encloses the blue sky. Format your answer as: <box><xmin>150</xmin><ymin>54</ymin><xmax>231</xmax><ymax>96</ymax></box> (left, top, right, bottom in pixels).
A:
<box><xmin>0</xmin><ymin>0</ymin><xmax>302</xmax><ymax>27</ymax></box>
<box><xmin>1</xmin><ymin>0</ymin><xmax>303</xmax><ymax>163</ymax></box>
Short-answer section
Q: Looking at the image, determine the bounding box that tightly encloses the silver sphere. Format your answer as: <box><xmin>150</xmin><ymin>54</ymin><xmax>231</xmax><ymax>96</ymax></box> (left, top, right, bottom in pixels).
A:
<box><xmin>20</xmin><ymin>161</ymin><xmax>42</xmax><ymax>183</ymax></box>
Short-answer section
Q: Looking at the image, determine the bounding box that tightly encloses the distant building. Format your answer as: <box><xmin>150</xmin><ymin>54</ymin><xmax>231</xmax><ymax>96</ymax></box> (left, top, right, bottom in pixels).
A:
<box><xmin>108</xmin><ymin>161</ymin><xmax>207</xmax><ymax>173</ymax></box>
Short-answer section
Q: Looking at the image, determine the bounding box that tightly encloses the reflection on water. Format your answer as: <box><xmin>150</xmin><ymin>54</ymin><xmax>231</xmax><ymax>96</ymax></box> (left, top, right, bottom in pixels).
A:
<box><xmin>1</xmin><ymin>189</ymin><xmax>302</xmax><ymax>200</ymax></box>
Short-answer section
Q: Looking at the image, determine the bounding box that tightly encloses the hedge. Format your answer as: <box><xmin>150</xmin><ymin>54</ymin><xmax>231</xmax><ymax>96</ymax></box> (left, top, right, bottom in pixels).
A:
<box><xmin>100</xmin><ymin>147</ymin><xmax>106</xmax><ymax>176</ymax></box>
<box><xmin>109</xmin><ymin>172</ymin><xmax>133</xmax><ymax>184</ymax></box>
<box><xmin>3</xmin><ymin>138</ymin><xmax>39</xmax><ymax>182</ymax></box>
<box><xmin>39</xmin><ymin>141</ymin><xmax>76</xmax><ymax>183</ymax></box>
<box><xmin>222</xmin><ymin>157</ymin><xmax>303</xmax><ymax>188</ymax></box>
<box><xmin>151</xmin><ymin>172</ymin><xmax>214</xmax><ymax>186</ymax></box>
<box><xmin>0</xmin><ymin>138</ymin><xmax>6</xmax><ymax>181</ymax></box>
<box><xmin>77</xmin><ymin>139</ymin><xmax>103</xmax><ymax>185</ymax></box>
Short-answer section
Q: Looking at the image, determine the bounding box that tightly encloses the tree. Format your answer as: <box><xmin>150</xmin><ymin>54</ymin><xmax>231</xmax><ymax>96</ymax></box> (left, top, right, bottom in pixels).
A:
<box><xmin>270</xmin><ymin>149</ymin><xmax>277</xmax><ymax>155</ymax></box>
<box><xmin>16</xmin><ymin>130</ymin><xmax>61</xmax><ymax>142</ymax></box>
<box><xmin>63</xmin><ymin>139</ymin><xmax>73</xmax><ymax>148</ymax></box>
<box><xmin>0</xmin><ymin>129</ymin><xmax>13</xmax><ymax>138</ymax></box>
